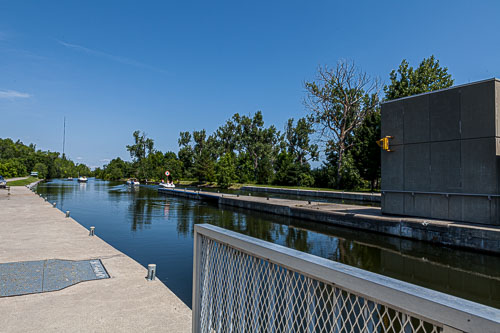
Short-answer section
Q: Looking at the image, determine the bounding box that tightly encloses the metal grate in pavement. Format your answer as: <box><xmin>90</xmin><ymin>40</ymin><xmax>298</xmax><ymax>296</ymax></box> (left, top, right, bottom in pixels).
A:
<box><xmin>0</xmin><ymin>259</ymin><xmax>109</xmax><ymax>297</ymax></box>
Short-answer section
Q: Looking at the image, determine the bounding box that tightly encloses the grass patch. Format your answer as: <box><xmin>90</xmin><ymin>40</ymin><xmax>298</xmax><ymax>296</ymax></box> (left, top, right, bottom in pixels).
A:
<box><xmin>7</xmin><ymin>177</ymin><xmax>40</xmax><ymax>186</ymax></box>
<box><xmin>175</xmin><ymin>180</ymin><xmax>379</xmax><ymax>192</ymax></box>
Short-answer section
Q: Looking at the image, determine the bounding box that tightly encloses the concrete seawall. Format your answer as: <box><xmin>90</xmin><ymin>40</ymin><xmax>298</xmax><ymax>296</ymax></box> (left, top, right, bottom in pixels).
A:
<box><xmin>240</xmin><ymin>186</ymin><xmax>381</xmax><ymax>203</ymax></box>
<box><xmin>160</xmin><ymin>188</ymin><xmax>500</xmax><ymax>254</ymax></box>
<box><xmin>0</xmin><ymin>186</ymin><xmax>191</xmax><ymax>332</ymax></box>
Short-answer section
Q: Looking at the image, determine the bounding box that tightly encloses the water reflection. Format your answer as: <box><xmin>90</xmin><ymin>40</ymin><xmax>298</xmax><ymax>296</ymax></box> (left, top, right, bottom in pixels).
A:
<box><xmin>37</xmin><ymin>179</ymin><xmax>500</xmax><ymax>308</ymax></box>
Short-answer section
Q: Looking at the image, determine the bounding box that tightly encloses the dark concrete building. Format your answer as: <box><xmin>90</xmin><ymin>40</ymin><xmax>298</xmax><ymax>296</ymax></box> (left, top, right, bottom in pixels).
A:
<box><xmin>381</xmin><ymin>78</ymin><xmax>500</xmax><ymax>225</ymax></box>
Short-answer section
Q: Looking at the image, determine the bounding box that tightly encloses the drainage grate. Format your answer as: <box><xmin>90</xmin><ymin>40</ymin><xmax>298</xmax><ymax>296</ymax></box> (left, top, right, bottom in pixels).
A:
<box><xmin>0</xmin><ymin>259</ymin><xmax>109</xmax><ymax>297</ymax></box>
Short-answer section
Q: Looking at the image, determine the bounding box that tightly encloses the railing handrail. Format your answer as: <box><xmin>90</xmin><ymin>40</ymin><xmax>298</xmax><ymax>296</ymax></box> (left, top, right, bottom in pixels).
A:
<box><xmin>382</xmin><ymin>189</ymin><xmax>500</xmax><ymax>198</ymax></box>
<box><xmin>193</xmin><ymin>224</ymin><xmax>500</xmax><ymax>333</ymax></box>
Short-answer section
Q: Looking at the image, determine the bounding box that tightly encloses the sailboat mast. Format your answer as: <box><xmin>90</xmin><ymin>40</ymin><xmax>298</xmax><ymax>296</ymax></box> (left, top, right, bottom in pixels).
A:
<box><xmin>62</xmin><ymin>117</ymin><xmax>66</xmax><ymax>159</ymax></box>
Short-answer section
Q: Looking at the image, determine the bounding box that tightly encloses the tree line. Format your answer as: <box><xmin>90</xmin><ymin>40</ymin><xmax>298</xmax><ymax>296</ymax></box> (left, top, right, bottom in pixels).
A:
<box><xmin>95</xmin><ymin>56</ymin><xmax>453</xmax><ymax>190</ymax></box>
<box><xmin>1</xmin><ymin>56</ymin><xmax>453</xmax><ymax>190</ymax></box>
<box><xmin>0</xmin><ymin>138</ymin><xmax>91</xmax><ymax>178</ymax></box>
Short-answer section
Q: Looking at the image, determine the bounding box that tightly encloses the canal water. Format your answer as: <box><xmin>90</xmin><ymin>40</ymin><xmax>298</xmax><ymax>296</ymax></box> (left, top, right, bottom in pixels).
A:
<box><xmin>36</xmin><ymin>178</ymin><xmax>500</xmax><ymax>309</ymax></box>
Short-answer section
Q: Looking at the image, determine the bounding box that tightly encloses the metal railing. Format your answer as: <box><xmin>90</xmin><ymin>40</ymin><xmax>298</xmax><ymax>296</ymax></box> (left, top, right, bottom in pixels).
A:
<box><xmin>192</xmin><ymin>224</ymin><xmax>500</xmax><ymax>333</ymax></box>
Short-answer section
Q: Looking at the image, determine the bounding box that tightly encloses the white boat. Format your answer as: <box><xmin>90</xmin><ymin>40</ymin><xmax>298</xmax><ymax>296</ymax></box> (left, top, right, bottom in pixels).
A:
<box><xmin>159</xmin><ymin>182</ymin><xmax>175</xmax><ymax>189</ymax></box>
<box><xmin>126</xmin><ymin>178</ymin><xmax>140</xmax><ymax>186</ymax></box>
<box><xmin>67</xmin><ymin>177</ymin><xmax>73</xmax><ymax>181</ymax></box>
<box><xmin>77</xmin><ymin>176</ymin><xmax>88</xmax><ymax>183</ymax></box>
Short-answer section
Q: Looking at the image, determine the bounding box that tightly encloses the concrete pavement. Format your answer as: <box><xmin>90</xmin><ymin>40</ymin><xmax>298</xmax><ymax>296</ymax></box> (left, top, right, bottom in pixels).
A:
<box><xmin>5</xmin><ymin>176</ymin><xmax>29</xmax><ymax>182</ymax></box>
<box><xmin>0</xmin><ymin>186</ymin><xmax>191</xmax><ymax>332</ymax></box>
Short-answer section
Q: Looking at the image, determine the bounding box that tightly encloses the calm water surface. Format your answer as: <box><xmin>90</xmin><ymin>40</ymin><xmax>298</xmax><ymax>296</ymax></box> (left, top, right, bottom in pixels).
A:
<box><xmin>36</xmin><ymin>179</ymin><xmax>500</xmax><ymax>308</ymax></box>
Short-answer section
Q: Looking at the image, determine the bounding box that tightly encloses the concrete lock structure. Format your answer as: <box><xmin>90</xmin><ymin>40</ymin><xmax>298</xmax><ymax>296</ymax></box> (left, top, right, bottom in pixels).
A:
<box><xmin>381</xmin><ymin>78</ymin><xmax>500</xmax><ymax>225</ymax></box>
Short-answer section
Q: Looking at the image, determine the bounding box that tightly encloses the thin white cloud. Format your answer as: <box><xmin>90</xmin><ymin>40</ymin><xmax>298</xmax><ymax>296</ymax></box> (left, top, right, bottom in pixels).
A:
<box><xmin>76</xmin><ymin>157</ymin><xmax>83</xmax><ymax>160</ymax></box>
<box><xmin>99</xmin><ymin>158</ymin><xmax>111</xmax><ymax>163</ymax></box>
<box><xmin>57</xmin><ymin>40</ymin><xmax>167</xmax><ymax>74</ymax></box>
<box><xmin>0</xmin><ymin>90</ymin><xmax>31</xmax><ymax>99</ymax></box>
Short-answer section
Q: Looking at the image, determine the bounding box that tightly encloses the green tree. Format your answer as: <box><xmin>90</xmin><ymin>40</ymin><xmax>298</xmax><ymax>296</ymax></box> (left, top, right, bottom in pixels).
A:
<box><xmin>126</xmin><ymin>130</ymin><xmax>154</xmax><ymax>180</ymax></box>
<box><xmin>284</xmin><ymin>117</ymin><xmax>318</xmax><ymax>165</ymax></box>
<box><xmin>216</xmin><ymin>152</ymin><xmax>236</xmax><ymax>188</ymax></box>
<box><xmin>191</xmin><ymin>130</ymin><xmax>217</xmax><ymax>182</ymax></box>
<box><xmin>305</xmin><ymin>61</ymin><xmax>380</xmax><ymax>187</ymax></box>
<box><xmin>384</xmin><ymin>55</ymin><xmax>454</xmax><ymax>100</ymax></box>
<box><xmin>346</xmin><ymin>56</ymin><xmax>455</xmax><ymax>190</ymax></box>
<box><xmin>234</xmin><ymin>111</ymin><xmax>282</xmax><ymax>183</ymax></box>
<box><xmin>33</xmin><ymin>162</ymin><xmax>48</xmax><ymax>178</ymax></box>
<box><xmin>76</xmin><ymin>164</ymin><xmax>90</xmax><ymax>176</ymax></box>
<box><xmin>273</xmin><ymin>152</ymin><xmax>300</xmax><ymax>186</ymax></box>
<box><xmin>163</xmin><ymin>152</ymin><xmax>183</xmax><ymax>181</ymax></box>
<box><xmin>349</xmin><ymin>110</ymin><xmax>381</xmax><ymax>190</ymax></box>
<box><xmin>178</xmin><ymin>131</ymin><xmax>194</xmax><ymax>179</ymax></box>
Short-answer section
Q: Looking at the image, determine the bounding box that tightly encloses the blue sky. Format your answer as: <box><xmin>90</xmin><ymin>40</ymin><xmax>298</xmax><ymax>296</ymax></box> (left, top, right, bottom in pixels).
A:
<box><xmin>1</xmin><ymin>1</ymin><xmax>499</xmax><ymax>168</ymax></box>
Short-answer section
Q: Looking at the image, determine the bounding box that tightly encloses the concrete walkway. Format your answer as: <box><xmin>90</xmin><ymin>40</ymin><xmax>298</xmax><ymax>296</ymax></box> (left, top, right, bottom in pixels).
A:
<box><xmin>5</xmin><ymin>176</ymin><xmax>29</xmax><ymax>182</ymax></box>
<box><xmin>0</xmin><ymin>186</ymin><xmax>191</xmax><ymax>332</ymax></box>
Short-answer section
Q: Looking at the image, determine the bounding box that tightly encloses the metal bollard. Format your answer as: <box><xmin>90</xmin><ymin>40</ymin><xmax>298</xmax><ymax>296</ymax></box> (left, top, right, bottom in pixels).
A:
<box><xmin>44</xmin><ymin>197</ymin><xmax>48</xmax><ymax>202</ymax></box>
<box><xmin>249</xmin><ymin>193</ymin><xmax>251</xmax><ymax>196</ymax></box>
<box><xmin>308</xmin><ymin>200</ymin><xmax>311</xmax><ymax>205</ymax></box>
<box><xmin>267</xmin><ymin>196</ymin><xmax>269</xmax><ymax>200</ymax></box>
<box><xmin>52</xmin><ymin>202</ymin><xmax>56</xmax><ymax>208</ymax></box>
<box><xmin>66</xmin><ymin>211</ymin><xmax>70</xmax><ymax>218</ymax></box>
<box><xmin>147</xmin><ymin>264</ymin><xmax>156</xmax><ymax>280</ymax></box>
<box><xmin>237</xmin><ymin>194</ymin><xmax>239</xmax><ymax>197</ymax></box>
<box><xmin>89</xmin><ymin>226</ymin><xmax>95</xmax><ymax>236</ymax></box>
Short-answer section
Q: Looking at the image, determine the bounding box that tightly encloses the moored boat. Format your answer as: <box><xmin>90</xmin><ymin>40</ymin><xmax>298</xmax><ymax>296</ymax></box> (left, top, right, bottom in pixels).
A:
<box><xmin>159</xmin><ymin>182</ymin><xmax>175</xmax><ymax>188</ymax></box>
<box><xmin>159</xmin><ymin>170</ymin><xmax>175</xmax><ymax>188</ymax></box>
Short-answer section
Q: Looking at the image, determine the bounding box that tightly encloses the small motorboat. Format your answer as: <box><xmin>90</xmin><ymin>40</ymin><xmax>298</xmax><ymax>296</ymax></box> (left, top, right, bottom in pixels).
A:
<box><xmin>126</xmin><ymin>178</ymin><xmax>140</xmax><ymax>186</ymax></box>
<box><xmin>159</xmin><ymin>182</ymin><xmax>175</xmax><ymax>189</ymax></box>
<box><xmin>77</xmin><ymin>176</ymin><xmax>88</xmax><ymax>183</ymax></box>
<box><xmin>67</xmin><ymin>177</ymin><xmax>74</xmax><ymax>181</ymax></box>
<box><xmin>159</xmin><ymin>170</ymin><xmax>175</xmax><ymax>188</ymax></box>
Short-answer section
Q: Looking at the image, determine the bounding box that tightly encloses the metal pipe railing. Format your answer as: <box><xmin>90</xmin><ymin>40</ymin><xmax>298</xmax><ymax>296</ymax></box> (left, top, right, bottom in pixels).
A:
<box><xmin>192</xmin><ymin>224</ymin><xmax>500</xmax><ymax>333</ymax></box>
<box><xmin>382</xmin><ymin>189</ymin><xmax>500</xmax><ymax>198</ymax></box>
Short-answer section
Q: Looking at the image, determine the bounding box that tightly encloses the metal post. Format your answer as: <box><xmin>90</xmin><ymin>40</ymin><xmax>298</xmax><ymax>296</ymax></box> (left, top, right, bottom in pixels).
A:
<box><xmin>52</xmin><ymin>202</ymin><xmax>56</xmax><ymax>208</ymax></box>
<box><xmin>89</xmin><ymin>226</ymin><xmax>95</xmax><ymax>236</ymax></box>
<box><xmin>192</xmin><ymin>227</ymin><xmax>203</xmax><ymax>333</ymax></box>
<box><xmin>147</xmin><ymin>264</ymin><xmax>156</xmax><ymax>280</ymax></box>
<box><xmin>66</xmin><ymin>211</ymin><xmax>70</xmax><ymax>218</ymax></box>
<box><xmin>267</xmin><ymin>196</ymin><xmax>269</xmax><ymax>200</ymax></box>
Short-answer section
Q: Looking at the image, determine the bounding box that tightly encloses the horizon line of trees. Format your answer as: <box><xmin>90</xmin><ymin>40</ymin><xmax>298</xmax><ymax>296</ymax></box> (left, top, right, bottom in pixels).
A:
<box><xmin>2</xmin><ymin>56</ymin><xmax>454</xmax><ymax>190</ymax></box>
<box><xmin>0</xmin><ymin>138</ymin><xmax>91</xmax><ymax>179</ymax></box>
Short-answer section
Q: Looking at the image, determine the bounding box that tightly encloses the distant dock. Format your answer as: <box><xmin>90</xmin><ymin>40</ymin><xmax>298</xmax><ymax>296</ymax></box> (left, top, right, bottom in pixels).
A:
<box><xmin>159</xmin><ymin>187</ymin><xmax>500</xmax><ymax>254</ymax></box>
<box><xmin>0</xmin><ymin>186</ymin><xmax>191</xmax><ymax>332</ymax></box>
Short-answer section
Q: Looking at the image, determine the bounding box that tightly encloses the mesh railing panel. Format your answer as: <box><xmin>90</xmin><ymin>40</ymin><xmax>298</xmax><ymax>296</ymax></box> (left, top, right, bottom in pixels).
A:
<box><xmin>197</xmin><ymin>235</ymin><xmax>442</xmax><ymax>333</ymax></box>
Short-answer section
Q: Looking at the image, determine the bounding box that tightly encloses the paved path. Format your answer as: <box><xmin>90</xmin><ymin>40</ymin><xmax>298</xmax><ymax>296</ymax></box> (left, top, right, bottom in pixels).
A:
<box><xmin>5</xmin><ymin>176</ymin><xmax>29</xmax><ymax>182</ymax></box>
<box><xmin>0</xmin><ymin>186</ymin><xmax>191</xmax><ymax>332</ymax></box>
